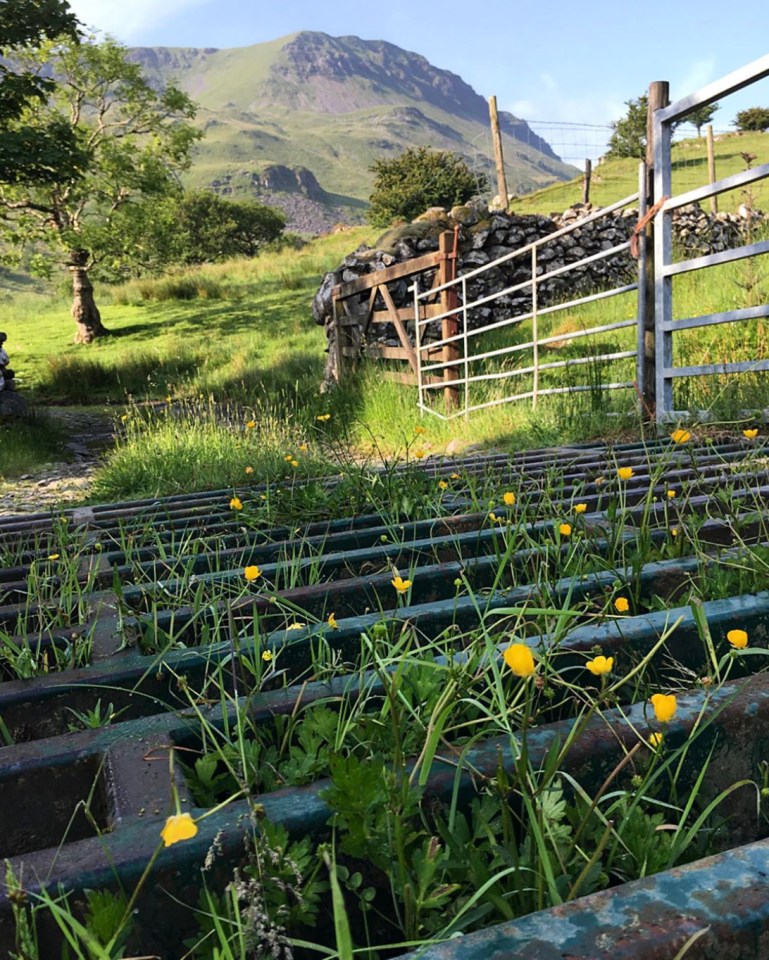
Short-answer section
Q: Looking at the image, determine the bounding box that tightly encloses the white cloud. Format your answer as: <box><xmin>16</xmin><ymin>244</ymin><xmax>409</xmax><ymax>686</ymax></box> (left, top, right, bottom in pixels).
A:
<box><xmin>68</xmin><ymin>0</ymin><xmax>210</xmax><ymax>43</ymax></box>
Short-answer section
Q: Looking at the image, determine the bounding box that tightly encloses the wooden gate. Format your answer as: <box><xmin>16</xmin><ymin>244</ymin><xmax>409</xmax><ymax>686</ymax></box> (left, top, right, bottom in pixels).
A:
<box><xmin>332</xmin><ymin>230</ymin><xmax>462</xmax><ymax>405</ymax></box>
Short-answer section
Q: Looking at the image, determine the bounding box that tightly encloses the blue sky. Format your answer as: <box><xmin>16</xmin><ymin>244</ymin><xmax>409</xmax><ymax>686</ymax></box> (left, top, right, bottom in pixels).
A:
<box><xmin>67</xmin><ymin>0</ymin><xmax>769</xmax><ymax>162</ymax></box>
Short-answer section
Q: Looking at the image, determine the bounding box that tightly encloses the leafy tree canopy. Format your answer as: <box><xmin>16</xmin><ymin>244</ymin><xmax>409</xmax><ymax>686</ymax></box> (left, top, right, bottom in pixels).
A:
<box><xmin>606</xmin><ymin>94</ymin><xmax>708</xmax><ymax>160</ymax></box>
<box><xmin>0</xmin><ymin>34</ymin><xmax>200</xmax><ymax>342</ymax></box>
<box><xmin>606</xmin><ymin>95</ymin><xmax>648</xmax><ymax>160</ymax></box>
<box><xmin>0</xmin><ymin>0</ymin><xmax>84</xmax><ymax>183</ymax></box>
<box><xmin>734</xmin><ymin>107</ymin><xmax>769</xmax><ymax>133</ymax></box>
<box><xmin>682</xmin><ymin>102</ymin><xmax>719</xmax><ymax>136</ymax></box>
<box><xmin>119</xmin><ymin>190</ymin><xmax>286</xmax><ymax>274</ymax></box>
<box><xmin>172</xmin><ymin>191</ymin><xmax>286</xmax><ymax>264</ymax></box>
<box><xmin>368</xmin><ymin>147</ymin><xmax>486</xmax><ymax>227</ymax></box>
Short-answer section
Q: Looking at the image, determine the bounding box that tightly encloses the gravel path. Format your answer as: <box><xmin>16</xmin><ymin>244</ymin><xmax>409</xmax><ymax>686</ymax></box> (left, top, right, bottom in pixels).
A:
<box><xmin>0</xmin><ymin>409</ymin><xmax>115</xmax><ymax>517</ymax></box>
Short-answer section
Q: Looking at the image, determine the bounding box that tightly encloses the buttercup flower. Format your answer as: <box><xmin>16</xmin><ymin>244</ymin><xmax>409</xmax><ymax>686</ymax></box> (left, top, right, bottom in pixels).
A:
<box><xmin>617</xmin><ymin>466</ymin><xmax>634</xmax><ymax>481</ymax></box>
<box><xmin>229</xmin><ymin>497</ymin><xmax>243</xmax><ymax>511</ymax></box>
<box><xmin>671</xmin><ymin>527</ymin><xmax>679</xmax><ymax>537</ymax></box>
<box><xmin>284</xmin><ymin>454</ymin><xmax>293</xmax><ymax>462</ymax></box>
<box><xmin>559</xmin><ymin>522</ymin><xmax>572</xmax><ymax>537</ymax></box>
<box><xmin>161</xmin><ymin>812</ymin><xmax>198</xmax><ymax>848</ymax></box>
<box><xmin>503</xmin><ymin>643</ymin><xmax>535</xmax><ymax>678</ymax></box>
<box><xmin>574</xmin><ymin>503</ymin><xmax>587</xmax><ymax>514</ymax></box>
<box><xmin>727</xmin><ymin>628</ymin><xmax>748</xmax><ymax>649</ymax></box>
<box><xmin>286</xmin><ymin>622</ymin><xmax>306</xmax><ymax>631</ymax></box>
<box><xmin>450</xmin><ymin>473</ymin><xmax>460</xmax><ymax>480</ymax></box>
<box><xmin>595</xmin><ymin>476</ymin><xmax>606</xmax><ymax>486</ymax></box>
<box><xmin>648</xmin><ymin>731</ymin><xmax>664</xmax><ymax>749</ymax></box>
<box><xmin>316</xmin><ymin>413</ymin><xmax>331</xmax><ymax>422</ymax></box>
<box><xmin>415</xmin><ymin>426</ymin><xmax>426</xmax><ymax>435</ymax></box>
<box><xmin>245</xmin><ymin>466</ymin><xmax>254</xmax><ymax>474</ymax></box>
<box><xmin>503</xmin><ymin>491</ymin><xmax>516</xmax><ymax>506</ymax></box>
<box><xmin>244</xmin><ymin>565</ymin><xmax>262</xmax><ymax>582</ymax></box>
<box><xmin>650</xmin><ymin>693</ymin><xmax>677</xmax><ymax>723</ymax></box>
<box><xmin>488</xmin><ymin>512</ymin><xmax>499</xmax><ymax>523</ymax></box>
<box><xmin>667</xmin><ymin>489</ymin><xmax>676</xmax><ymax>498</ymax></box>
<box><xmin>262</xmin><ymin>650</ymin><xmax>273</xmax><ymax>662</ymax></box>
<box><xmin>586</xmin><ymin>655</ymin><xmax>614</xmax><ymax>676</ymax></box>
<box><xmin>438</xmin><ymin>480</ymin><xmax>448</xmax><ymax>490</ymax></box>
<box><xmin>327</xmin><ymin>612</ymin><xmax>338</xmax><ymax>630</ymax></box>
<box><xmin>299</xmin><ymin>443</ymin><xmax>308</xmax><ymax>453</ymax></box>
<box><xmin>670</xmin><ymin>428</ymin><xmax>691</xmax><ymax>444</ymax></box>
<box><xmin>614</xmin><ymin>597</ymin><xmax>629</xmax><ymax>613</ymax></box>
<box><xmin>47</xmin><ymin>553</ymin><xmax>60</xmax><ymax>561</ymax></box>
<box><xmin>743</xmin><ymin>429</ymin><xmax>759</xmax><ymax>440</ymax></box>
<box><xmin>246</xmin><ymin>420</ymin><xmax>256</xmax><ymax>430</ymax></box>
<box><xmin>290</xmin><ymin>460</ymin><xmax>299</xmax><ymax>468</ymax></box>
<box><xmin>391</xmin><ymin>576</ymin><xmax>412</xmax><ymax>594</ymax></box>
<box><xmin>414</xmin><ymin>449</ymin><xmax>426</xmax><ymax>459</ymax></box>
<box><xmin>166</xmin><ymin>395</ymin><xmax>172</xmax><ymax>404</ymax></box>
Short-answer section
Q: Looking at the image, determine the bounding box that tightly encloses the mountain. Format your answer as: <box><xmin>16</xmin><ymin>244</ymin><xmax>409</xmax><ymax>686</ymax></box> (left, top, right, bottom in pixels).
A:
<box><xmin>129</xmin><ymin>32</ymin><xmax>577</xmax><ymax>233</ymax></box>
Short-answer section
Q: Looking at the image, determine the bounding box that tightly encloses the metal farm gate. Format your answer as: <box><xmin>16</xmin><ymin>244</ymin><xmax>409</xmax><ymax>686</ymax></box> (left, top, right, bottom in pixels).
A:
<box><xmin>331</xmin><ymin>54</ymin><xmax>769</xmax><ymax>426</ymax></box>
<box><xmin>653</xmin><ymin>55</ymin><xmax>769</xmax><ymax>420</ymax></box>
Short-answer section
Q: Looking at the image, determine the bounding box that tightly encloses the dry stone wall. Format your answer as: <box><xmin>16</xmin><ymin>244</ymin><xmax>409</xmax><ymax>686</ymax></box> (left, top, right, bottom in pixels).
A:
<box><xmin>313</xmin><ymin>200</ymin><xmax>763</xmax><ymax>385</ymax></box>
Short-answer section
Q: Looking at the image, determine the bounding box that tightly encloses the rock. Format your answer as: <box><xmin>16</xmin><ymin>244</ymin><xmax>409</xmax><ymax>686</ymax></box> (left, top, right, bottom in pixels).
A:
<box><xmin>0</xmin><ymin>391</ymin><xmax>27</xmax><ymax>417</ymax></box>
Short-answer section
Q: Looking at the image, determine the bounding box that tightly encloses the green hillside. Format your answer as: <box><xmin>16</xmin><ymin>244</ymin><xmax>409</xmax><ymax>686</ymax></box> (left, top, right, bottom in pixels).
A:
<box><xmin>513</xmin><ymin>131</ymin><xmax>769</xmax><ymax>215</ymax></box>
<box><xmin>129</xmin><ymin>32</ymin><xmax>578</xmax><ymax>231</ymax></box>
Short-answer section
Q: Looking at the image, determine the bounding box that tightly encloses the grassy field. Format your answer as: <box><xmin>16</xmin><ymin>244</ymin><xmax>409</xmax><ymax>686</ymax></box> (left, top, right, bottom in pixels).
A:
<box><xmin>2</xmin><ymin>133</ymin><xmax>768</xmax><ymax>497</ymax></box>
<box><xmin>513</xmin><ymin>130</ymin><xmax>769</xmax><ymax>215</ymax></box>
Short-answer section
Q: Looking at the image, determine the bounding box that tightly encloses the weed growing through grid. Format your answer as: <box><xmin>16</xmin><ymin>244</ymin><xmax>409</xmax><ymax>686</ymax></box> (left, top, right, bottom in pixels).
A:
<box><xmin>7</xmin><ymin>428</ymin><xmax>769</xmax><ymax>957</ymax></box>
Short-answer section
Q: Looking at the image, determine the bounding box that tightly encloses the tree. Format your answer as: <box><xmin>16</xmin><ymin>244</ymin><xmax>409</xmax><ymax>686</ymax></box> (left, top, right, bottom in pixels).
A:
<box><xmin>171</xmin><ymin>191</ymin><xmax>286</xmax><ymax>264</ymax></box>
<box><xmin>368</xmin><ymin>147</ymin><xmax>487</xmax><ymax>227</ymax></box>
<box><xmin>0</xmin><ymin>35</ymin><xmax>199</xmax><ymax>343</ymax></box>
<box><xmin>606</xmin><ymin>95</ymin><xmax>648</xmax><ymax>160</ymax></box>
<box><xmin>0</xmin><ymin>0</ymin><xmax>85</xmax><ymax>185</ymax></box>
<box><xmin>734</xmin><ymin>107</ymin><xmax>769</xmax><ymax>133</ymax></box>
<box><xmin>683</xmin><ymin>102</ymin><xmax>720</xmax><ymax>137</ymax></box>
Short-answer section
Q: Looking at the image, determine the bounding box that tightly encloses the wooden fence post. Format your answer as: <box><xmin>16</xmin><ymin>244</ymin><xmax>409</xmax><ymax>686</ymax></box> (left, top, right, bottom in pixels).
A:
<box><xmin>489</xmin><ymin>96</ymin><xmax>509</xmax><ymax>210</ymax></box>
<box><xmin>642</xmin><ymin>80</ymin><xmax>669</xmax><ymax>418</ymax></box>
<box><xmin>582</xmin><ymin>158</ymin><xmax>592</xmax><ymax>205</ymax></box>
<box><xmin>706</xmin><ymin>124</ymin><xmax>718</xmax><ymax>213</ymax></box>
<box><xmin>439</xmin><ymin>230</ymin><xmax>460</xmax><ymax>410</ymax></box>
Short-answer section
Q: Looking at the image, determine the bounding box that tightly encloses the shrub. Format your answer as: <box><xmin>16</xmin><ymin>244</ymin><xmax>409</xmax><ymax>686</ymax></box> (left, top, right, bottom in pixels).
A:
<box><xmin>368</xmin><ymin>147</ymin><xmax>486</xmax><ymax>227</ymax></box>
<box><xmin>734</xmin><ymin>107</ymin><xmax>769</xmax><ymax>133</ymax></box>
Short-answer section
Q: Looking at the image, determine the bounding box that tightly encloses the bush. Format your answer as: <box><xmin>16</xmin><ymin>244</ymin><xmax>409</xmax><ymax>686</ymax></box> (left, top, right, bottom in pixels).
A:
<box><xmin>368</xmin><ymin>147</ymin><xmax>487</xmax><ymax>227</ymax></box>
<box><xmin>734</xmin><ymin>107</ymin><xmax>769</xmax><ymax>133</ymax></box>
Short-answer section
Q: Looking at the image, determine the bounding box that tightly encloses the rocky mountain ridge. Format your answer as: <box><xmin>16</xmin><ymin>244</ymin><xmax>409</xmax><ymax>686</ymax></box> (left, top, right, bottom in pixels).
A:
<box><xmin>128</xmin><ymin>32</ymin><xmax>576</xmax><ymax>234</ymax></box>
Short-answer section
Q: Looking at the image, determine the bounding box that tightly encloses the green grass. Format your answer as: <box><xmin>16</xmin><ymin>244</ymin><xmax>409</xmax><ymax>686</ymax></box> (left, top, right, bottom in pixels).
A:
<box><xmin>4</xmin><ymin>137</ymin><xmax>769</xmax><ymax>498</ymax></box>
<box><xmin>0</xmin><ymin>411</ymin><xmax>69</xmax><ymax>481</ymax></box>
<box><xmin>513</xmin><ymin>131</ymin><xmax>769</xmax><ymax>215</ymax></box>
<box><xmin>6</xmin><ymin>228</ymin><xmax>376</xmax><ymax>403</ymax></box>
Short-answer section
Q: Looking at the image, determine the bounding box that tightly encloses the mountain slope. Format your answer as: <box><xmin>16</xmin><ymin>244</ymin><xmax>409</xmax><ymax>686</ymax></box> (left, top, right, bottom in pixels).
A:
<box><xmin>130</xmin><ymin>32</ymin><xmax>577</xmax><ymax>232</ymax></box>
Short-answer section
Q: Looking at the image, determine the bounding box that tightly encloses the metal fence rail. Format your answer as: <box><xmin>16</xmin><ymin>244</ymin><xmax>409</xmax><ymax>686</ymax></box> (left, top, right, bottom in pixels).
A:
<box><xmin>414</xmin><ymin>172</ymin><xmax>646</xmax><ymax>420</ymax></box>
<box><xmin>653</xmin><ymin>53</ymin><xmax>769</xmax><ymax>420</ymax></box>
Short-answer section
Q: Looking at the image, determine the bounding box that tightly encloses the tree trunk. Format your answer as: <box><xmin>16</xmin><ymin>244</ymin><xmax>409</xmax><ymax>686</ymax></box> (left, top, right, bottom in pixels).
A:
<box><xmin>70</xmin><ymin>250</ymin><xmax>108</xmax><ymax>344</ymax></box>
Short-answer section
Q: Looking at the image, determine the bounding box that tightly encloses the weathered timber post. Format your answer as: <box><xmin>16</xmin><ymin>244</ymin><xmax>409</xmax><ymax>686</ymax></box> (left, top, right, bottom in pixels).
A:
<box><xmin>582</xmin><ymin>158</ymin><xmax>592</xmax><ymax>205</ymax></box>
<box><xmin>488</xmin><ymin>96</ymin><xmax>509</xmax><ymax>210</ymax></box>
<box><xmin>642</xmin><ymin>80</ymin><xmax>669</xmax><ymax>418</ymax></box>
<box><xmin>706</xmin><ymin>124</ymin><xmax>718</xmax><ymax>213</ymax></box>
<box><xmin>439</xmin><ymin>230</ymin><xmax>460</xmax><ymax>409</ymax></box>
